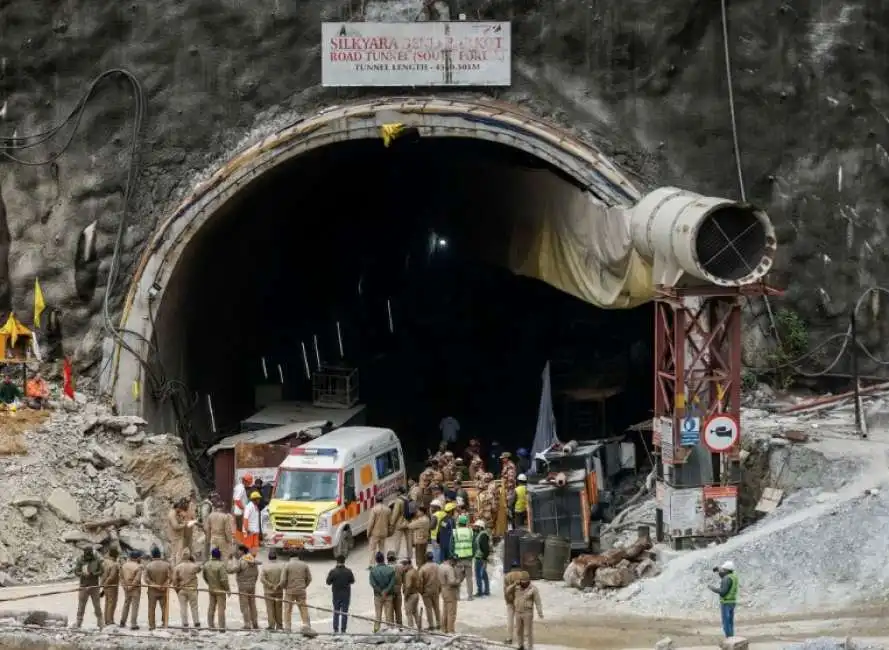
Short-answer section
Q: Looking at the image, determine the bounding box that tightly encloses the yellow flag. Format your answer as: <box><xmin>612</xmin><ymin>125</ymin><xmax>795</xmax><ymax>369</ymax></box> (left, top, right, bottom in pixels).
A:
<box><xmin>3</xmin><ymin>313</ymin><xmax>18</xmax><ymax>348</ymax></box>
<box><xmin>34</xmin><ymin>278</ymin><xmax>46</xmax><ymax>328</ymax></box>
<box><xmin>132</xmin><ymin>380</ymin><xmax>141</xmax><ymax>400</ymax></box>
<box><xmin>380</xmin><ymin>123</ymin><xmax>405</xmax><ymax>148</ymax></box>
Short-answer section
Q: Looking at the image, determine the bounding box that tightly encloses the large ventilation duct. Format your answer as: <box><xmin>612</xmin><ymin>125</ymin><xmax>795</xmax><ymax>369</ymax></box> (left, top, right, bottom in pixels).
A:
<box><xmin>628</xmin><ymin>187</ymin><xmax>776</xmax><ymax>288</ymax></box>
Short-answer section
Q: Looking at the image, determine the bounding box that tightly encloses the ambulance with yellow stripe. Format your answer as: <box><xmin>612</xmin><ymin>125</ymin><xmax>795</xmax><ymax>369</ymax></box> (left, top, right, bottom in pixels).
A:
<box><xmin>265</xmin><ymin>426</ymin><xmax>406</xmax><ymax>557</ymax></box>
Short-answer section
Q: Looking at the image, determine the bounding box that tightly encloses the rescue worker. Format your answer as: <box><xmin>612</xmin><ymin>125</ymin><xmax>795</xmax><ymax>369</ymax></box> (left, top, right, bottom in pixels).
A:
<box><xmin>436</xmin><ymin>502</ymin><xmax>457</xmax><ymax>565</ymax></box>
<box><xmin>516</xmin><ymin>448</ymin><xmax>532</xmax><ymax>476</ymax></box>
<box><xmin>408</xmin><ymin>504</ymin><xmax>431</xmax><ymax>567</ymax></box>
<box><xmin>390</xmin><ymin>485</ymin><xmax>412</xmax><ymax>559</ymax></box>
<box><xmin>503</xmin><ymin>561</ymin><xmax>523</xmax><ymax>644</ymax></box>
<box><xmin>232</xmin><ymin>473</ymin><xmax>253</xmax><ymax>536</ymax></box>
<box><xmin>367</xmin><ymin>494</ymin><xmax>390</xmax><ymax>568</ymax></box>
<box><xmin>454</xmin><ymin>458</ymin><xmax>468</xmax><ymax>482</ymax></box>
<box><xmin>401</xmin><ymin>557</ymin><xmax>421</xmax><ymax>629</ymax></box>
<box><xmin>510</xmin><ymin>571</ymin><xmax>544</xmax><ymax>650</ymax></box>
<box><xmin>709</xmin><ymin>560</ymin><xmax>739</xmax><ymax>637</ymax></box>
<box><xmin>441</xmin><ymin>451</ymin><xmax>456</xmax><ymax>484</ymax></box>
<box><xmin>100</xmin><ymin>547</ymin><xmax>121</xmax><ymax>627</ymax></box>
<box><xmin>326</xmin><ymin>553</ymin><xmax>355</xmax><ymax>634</ymax></box>
<box><xmin>388</xmin><ymin>551</ymin><xmax>405</xmax><ymax>626</ymax></box>
<box><xmin>119</xmin><ymin>550</ymin><xmax>142</xmax><ymax>630</ymax></box>
<box><xmin>260</xmin><ymin>549</ymin><xmax>284</xmax><ymax>630</ymax></box>
<box><xmin>418</xmin><ymin>461</ymin><xmax>437</xmax><ymax>507</ymax></box>
<box><xmin>206</xmin><ymin>500</ymin><xmax>235</xmax><ymax>560</ymax></box>
<box><xmin>513</xmin><ymin>474</ymin><xmax>529</xmax><ymax>529</ymax></box>
<box><xmin>24</xmin><ymin>372</ymin><xmax>49</xmax><ymax>409</ymax></box>
<box><xmin>487</xmin><ymin>474</ymin><xmax>504</xmax><ymax>537</ymax></box>
<box><xmin>418</xmin><ymin>551</ymin><xmax>441</xmax><ymax>630</ymax></box>
<box><xmin>472</xmin><ymin>519</ymin><xmax>491</xmax><ymax>597</ymax></box>
<box><xmin>197</xmin><ymin>493</ymin><xmax>216</xmax><ymax>561</ymax></box>
<box><xmin>430</xmin><ymin>460</ymin><xmax>444</xmax><ymax>486</ymax></box>
<box><xmin>172</xmin><ymin>550</ymin><xmax>202</xmax><ymax>628</ymax></box>
<box><xmin>143</xmin><ymin>545</ymin><xmax>173</xmax><ymax>631</ymax></box>
<box><xmin>501</xmin><ymin>452</ymin><xmax>517</xmax><ymax>496</ymax></box>
<box><xmin>369</xmin><ymin>551</ymin><xmax>396</xmax><ymax>632</ymax></box>
<box><xmin>202</xmin><ymin>547</ymin><xmax>231</xmax><ymax>630</ymax></box>
<box><xmin>232</xmin><ymin>551</ymin><xmax>260</xmax><ymax>629</ymax></box>
<box><xmin>408</xmin><ymin>478</ymin><xmax>422</xmax><ymax>503</ymax></box>
<box><xmin>438</xmin><ymin>556</ymin><xmax>461</xmax><ymax>633</ymax></box>
<box><xmin>429</xmin><ymin>500</ymin><xmax>445</xmax><ymax>563</ymax></box>
<box><xmin>167</xmin><ymin>498</ymin><xmax>194</xmax><ymax>563</ymax></box>
<box><xmin>468</xmin><ymin>454</ymin><xmax>484</xmax><ymax>482</ymax></box>
<box><xmin>278</xmin><ymin>550</ymin><xmax>315</xmax><ymax>635</ymax></box>
<box><xmin>242</xmin><ymin>491</ymin><xmax>262</xmax><ymax>551</ymax></box>
<box><xmin>449</xmin><ymin>514</ymin><xmax>474</xmax><ymax>601</ymax></box>
<box><xmin>476</xmin><ymin>475</ymin><xmax>494</xmax><ymax>524</ymax></box>
<box><xmin>464</xmin><ymin>438</ymin><xmax>482</xmax><ymax>466</ymax></box>
<box><xmin>73</xmin><ymin>547</ymin><xmax>103</xmax><ymax>629</ymax></box>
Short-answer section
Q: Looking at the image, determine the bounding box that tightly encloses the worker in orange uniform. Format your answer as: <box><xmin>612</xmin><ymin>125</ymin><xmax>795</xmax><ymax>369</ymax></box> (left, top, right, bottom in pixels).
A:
<box><xmin>242</xmin><ymin>491</ymin><xmax>262</xmax><ymax>552</ymax></box>
<box><xmin>25</xmin><ymin>372</ymin><xmax>49</xmax><ymax>409</ymax></box>
<box><xmin>232</xmin><ymin>474</ymin><xmax>253</xmax><ymax>543</ymax></box>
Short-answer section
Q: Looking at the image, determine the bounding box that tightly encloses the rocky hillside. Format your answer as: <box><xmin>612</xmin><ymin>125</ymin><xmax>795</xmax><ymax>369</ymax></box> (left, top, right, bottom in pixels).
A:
<box><xmin>0</xmin><ymin>399</ymin><xmax>197</xmax><ymax>585</ymax></box>
<box><xmin>0</xmin><ymin>0</ymin><xmax>887</xmax><ymax>374</ymax></box>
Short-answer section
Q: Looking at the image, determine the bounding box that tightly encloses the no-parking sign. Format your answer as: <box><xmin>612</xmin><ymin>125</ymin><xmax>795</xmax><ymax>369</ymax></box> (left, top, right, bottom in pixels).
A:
<box><xmin>702</xmin><ymin>414</ymin><xmax>740</xmax><ymax>453</ymax></box>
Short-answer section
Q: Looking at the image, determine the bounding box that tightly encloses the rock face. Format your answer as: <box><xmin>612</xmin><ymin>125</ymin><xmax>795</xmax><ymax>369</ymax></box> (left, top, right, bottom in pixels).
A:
<box><xmin>0</xmin><ymin>0</ymin><xmax>887</xmax><ymax>373</ymax></box>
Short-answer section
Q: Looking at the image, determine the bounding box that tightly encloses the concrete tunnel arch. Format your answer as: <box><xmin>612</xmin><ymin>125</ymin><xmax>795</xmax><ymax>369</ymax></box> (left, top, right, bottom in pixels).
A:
<box><xmin>105</xmin><ymin>95</ymin><xmax>776</xmax><ymax>428</ymax></box>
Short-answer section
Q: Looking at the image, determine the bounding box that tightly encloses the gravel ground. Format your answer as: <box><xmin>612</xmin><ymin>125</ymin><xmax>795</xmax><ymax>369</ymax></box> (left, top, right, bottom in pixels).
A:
<box><xmin>781</xmin><ymin>638</ymin><xmax>885</xmax><ymax>650</ymax></box>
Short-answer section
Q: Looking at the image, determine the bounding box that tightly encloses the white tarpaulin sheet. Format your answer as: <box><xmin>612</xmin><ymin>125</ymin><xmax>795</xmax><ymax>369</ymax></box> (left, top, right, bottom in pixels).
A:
<box><xmin>321</xmin><ymin>22</ymin><xmax>511</xmax><ymax>87</ymax></box>
<box><xmin>530</xmin><ymin>361</ymin><xmax>558</xmax><ymax>475</ymax></box>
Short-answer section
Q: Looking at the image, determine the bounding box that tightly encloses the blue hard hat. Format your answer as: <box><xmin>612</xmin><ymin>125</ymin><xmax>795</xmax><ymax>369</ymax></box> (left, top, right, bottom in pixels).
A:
<box><xmin>517</xmin><ymin>448</ymin><xmax>529</xmax><ymax>457</ymax></box>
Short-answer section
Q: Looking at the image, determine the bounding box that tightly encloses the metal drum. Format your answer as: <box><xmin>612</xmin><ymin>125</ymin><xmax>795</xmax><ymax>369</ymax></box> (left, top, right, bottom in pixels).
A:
<box><xmin>542</xmin><ymin>535</ymin><xmax>572</xmax><ymax>581</ymax></box>
<box><xmin>503</xmin><ymin>529</ymin><xmax>524</xmax><ymax>572</ymax></box>
<box><xmin>519</xmin><ymin>534</ymin><xmax>545</xmax><ymax>580</ymax></box>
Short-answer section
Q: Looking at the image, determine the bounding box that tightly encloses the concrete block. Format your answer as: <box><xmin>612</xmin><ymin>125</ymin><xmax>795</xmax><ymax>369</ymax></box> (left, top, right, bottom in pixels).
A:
<box><xmin>720</xmin><ymin>636</ymin><xmax>749</xmax><ymax>650</ymax></box>
<box><xmin>655</xmin><ymin>637</ymin><xmax>675</xmax><ymax>650</ymax></box>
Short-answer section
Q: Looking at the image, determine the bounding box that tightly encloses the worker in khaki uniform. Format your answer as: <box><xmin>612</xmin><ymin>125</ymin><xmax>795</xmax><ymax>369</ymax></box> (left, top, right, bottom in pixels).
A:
<box><xmin>172</xmin><ymin>550</ymin><xmax>202</xmax><ymax>628</ymax></box>
<box><xmin>389</xmin><ymin>486</ymin><xmax>412</xmax><ymax>559</ymax></box>
<box><xmin>367</xmin><ymin>495</ymin><xmax>390</xmax><ymax>568</ymax></box>
<box><xmin>143</xmin><ymin>546</ymin><xmax>173</xmax><ymax>630</ymax></box>
<box><xmin>167</xmin><ymin>499</ymin><xmax>194</xmax><ymax>564</ymax></box>
<box><xmin>439</xmin><ymin>556</ymin><xmax>460</xmax><ymax>634</ymax></box>
<box><xmin>388</xmin><ymin>551</ymin><xmax>405</xmax><ymax>626</ymax></box>
<box><xmin>100</xmin><ymin>547</ymin><xmax>121</xmax><ymax>626</ymax></box>
<box><xmin>206</xmin><ymin>502</ymin><xmax>235</xmax><ymax>560</ymax></box>
<box><xmin>73</xmin><ymin>547</ymin><xmax>103</xmax><ymax>629</ymax></box>
<box><xmin>401</xmin><ymin>558</ymin><xmax>421</xmax><ymax>629</ymax></box>
<box><xmin>509</xmin><ymin>572</ymin><xmax>544</xmax><ymax>650</ymax></box>
<box><xmin>119</xmin><ymin>551</ymin><xmax>143</xmax><ymax>630</ymax></box>
<box><xmin>503</xmin><ymin>561</ymin><xmax>523</xmax><ymax>643</ymax></box>
<box><xmin>408</xmin><ymin>505</ymin><xmax>431</xmax><ymax>567</ymax></box>
<box><xmin>231</xmin><ymin>551</ymin><xmax>260</xmax><ymax>629</ymax></box>
<box><xmin>418</xmin><ymin>551</ymin><xmax>441</xmax><ymax>630</ymax></box>
<box><xmin>260</xmin><ymin>549</ymin><xmax>284</xmax><ymax>630</ymax></box>
<box><xmin>202</xmin><ymin>548</ymin><xmax>230</xmax><ymax>630</ymax></box>
<box><xmin>278</xmin><ymin>552</ymin><xmax>315</xmax><ymax>635</ymax></box>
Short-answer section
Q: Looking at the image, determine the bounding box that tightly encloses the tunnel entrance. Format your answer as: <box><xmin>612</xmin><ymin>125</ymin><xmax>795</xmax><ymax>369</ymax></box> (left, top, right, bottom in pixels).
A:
<box><xmin>144</xmin><ymin>134</ymin><xmax>653</xmax><ymax>467</ymax></box>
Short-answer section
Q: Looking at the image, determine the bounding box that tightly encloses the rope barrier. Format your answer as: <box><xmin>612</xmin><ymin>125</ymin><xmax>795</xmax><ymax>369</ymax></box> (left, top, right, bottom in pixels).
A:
<box><xmin>0</xmin><ymin>582</ymin><xmax>516</xmax><ymax>649</ymax></box>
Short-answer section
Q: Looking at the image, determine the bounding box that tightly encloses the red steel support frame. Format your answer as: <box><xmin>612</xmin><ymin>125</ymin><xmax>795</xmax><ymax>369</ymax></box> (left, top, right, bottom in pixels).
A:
<box><xmin>652</xmin><ymin>284</ymin><xmax>780</xmax><ymax>543</ymax></box>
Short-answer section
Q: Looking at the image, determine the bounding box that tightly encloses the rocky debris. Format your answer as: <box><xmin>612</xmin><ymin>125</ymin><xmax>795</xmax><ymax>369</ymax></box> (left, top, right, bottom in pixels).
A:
<box><xmin>0</xmin><ymin>393</ymin><xmax>197</xmax><ymax>584</ymax></box>
<box><xmin>0</xmin><ymin>627</ymin><xmax>497</xmax><ymax>650</ymax></box>
<box><xmin>655</xmin><ymin>638</ymin><xmax>675</xmax><ymax>650</ymax></box>
<box><xmin>721</xmin><ymin>638</ymin><xmax>749</xmax><ymax>650</ymax></box>
<box><xmin>781</xmin><ymin>639</ymin><xmax>886</xmax><ymax>650</ymax></box>
<box><xmin>563</xmin><ymin>530</ymin><xmax>654</xmax><ymax>590</ymax></box>
<box><xmin>0</xmin><ymin>610</ymin><xmax>67</xmax><ymax>627</ymax></box>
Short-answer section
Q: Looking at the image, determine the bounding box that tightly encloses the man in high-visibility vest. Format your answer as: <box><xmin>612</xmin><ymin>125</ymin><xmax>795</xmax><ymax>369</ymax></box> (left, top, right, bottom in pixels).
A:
<box><xmin>709</xmin><ymin>560</ymin><xmax>739</xmax><ymax>637</ymax></box>
<box><xmin>513</xmin><ymin>474</ymin><xmax>529</xmax><ymax>529</ymax></box>
<box><xmin>449</xmin><ymin>514</ymin><xmax>474</xmax><ymax>601</ymax></box>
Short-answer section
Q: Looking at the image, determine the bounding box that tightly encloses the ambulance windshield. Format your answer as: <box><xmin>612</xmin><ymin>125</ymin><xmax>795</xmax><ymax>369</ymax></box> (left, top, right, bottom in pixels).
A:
<box><xmin>274</xmin><ymin>469</ymin><xmax>339</xmax><ymax>502</ymax></box>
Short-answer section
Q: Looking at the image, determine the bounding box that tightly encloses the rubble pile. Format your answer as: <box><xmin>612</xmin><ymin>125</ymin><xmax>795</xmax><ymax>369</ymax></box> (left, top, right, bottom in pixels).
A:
<box><xmin>0</xmin><ymin>398</ymin><xmax>197</xmax><ymax>585</ymax></box>
<box><xmin>563</xmin><ymin>528</ymin><xmax>659</xmax><ymax>590</ymax></box>
<box><xmin>0</xmin><ymin>627</ymin><xmax>498</xmax><ymax>650</ymax></box>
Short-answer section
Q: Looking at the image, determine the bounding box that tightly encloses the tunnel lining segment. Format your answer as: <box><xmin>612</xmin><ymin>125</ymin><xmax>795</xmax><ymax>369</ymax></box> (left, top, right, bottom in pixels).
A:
<box><xmin>106</xmin><ymin>96</ymin><xmax>645</xmax><ymax>415</ymax></box>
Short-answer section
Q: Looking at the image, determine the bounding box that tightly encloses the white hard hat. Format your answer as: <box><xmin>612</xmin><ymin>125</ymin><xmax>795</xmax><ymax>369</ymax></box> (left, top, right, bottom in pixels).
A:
<box><xmin>473</xmin><ymin>519</ymin><xmax>485</xmax><ymax>528</ymax></box>
<box><xmin>456</xmin><ymin>497</ymin><xmax>465</xmax><ymax>506</ymax></box>
<box><xmin>431</xmin><ymin>499</ymin><xmax>443</xmax><ymax>508</ymax></box>
<box><xmin>517</xmin><ymin>473</ymin><xmax>527</xmax><ymax>482</ymax></box>
<box><xmin>720</xmin><ymin>561</ymin><xmax>735</xmax><ymax>571</ymax></box>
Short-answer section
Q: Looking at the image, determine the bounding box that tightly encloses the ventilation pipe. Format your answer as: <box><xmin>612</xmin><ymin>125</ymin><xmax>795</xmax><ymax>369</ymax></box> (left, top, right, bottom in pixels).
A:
<box><xmin>629</xmin><ymin>187</ymin><xmax>776</xmax><ymax>287</ymax></box>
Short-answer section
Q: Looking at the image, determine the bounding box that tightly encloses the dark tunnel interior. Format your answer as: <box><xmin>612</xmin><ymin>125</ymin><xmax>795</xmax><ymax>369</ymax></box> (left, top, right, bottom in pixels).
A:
<box><xmin>149</xmin><ymin>136</ymin><xmax>654</xmax><ymax>466</ymax></box>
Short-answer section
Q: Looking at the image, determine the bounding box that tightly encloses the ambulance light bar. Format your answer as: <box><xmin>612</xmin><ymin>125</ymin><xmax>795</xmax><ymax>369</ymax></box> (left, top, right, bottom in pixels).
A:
<box><xmin>290</xmin><ymin>447</ymin><xmax>338</xmax><ymax>457</ymax></box>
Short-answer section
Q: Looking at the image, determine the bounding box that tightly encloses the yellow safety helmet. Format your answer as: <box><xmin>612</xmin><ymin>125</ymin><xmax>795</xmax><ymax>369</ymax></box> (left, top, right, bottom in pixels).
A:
<box><xmin>444</xmin><ymin>502</ymin><xmax>457</xmax><ymax>513</ymax></box>
<box><xmin>249</xmin><ymin>491</ymin><xmax>262</xmax><ymax>500</ymax></box>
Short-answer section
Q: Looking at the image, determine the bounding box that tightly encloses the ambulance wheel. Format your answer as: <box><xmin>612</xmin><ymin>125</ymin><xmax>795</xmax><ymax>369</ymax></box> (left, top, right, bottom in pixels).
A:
<box><xmin>333</xmin><ymin>529</ymin><xmax>353</xmax><ymax>558</ymax></box>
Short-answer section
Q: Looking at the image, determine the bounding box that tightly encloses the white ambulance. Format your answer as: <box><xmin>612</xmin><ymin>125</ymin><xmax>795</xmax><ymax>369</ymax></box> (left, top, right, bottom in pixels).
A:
<box><xmin>265</xmin><ymin>426</ymin><xmax>406</xmax><ymax>557</ymax></box>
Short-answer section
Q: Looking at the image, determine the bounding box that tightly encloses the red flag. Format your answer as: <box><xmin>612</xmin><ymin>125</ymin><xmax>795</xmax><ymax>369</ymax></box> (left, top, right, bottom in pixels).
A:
<box><xmin>63</xmin><ymin>358</ymin><xmax>74</xmax><ymax>399</ymax></box>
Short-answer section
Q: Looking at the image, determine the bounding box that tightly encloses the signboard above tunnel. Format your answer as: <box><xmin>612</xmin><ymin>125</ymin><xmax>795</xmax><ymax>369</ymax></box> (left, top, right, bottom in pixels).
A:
<box><xmin>321</xmin><ymin>21</ymin><xmax>512</xmax><ymax>87</ymax></box>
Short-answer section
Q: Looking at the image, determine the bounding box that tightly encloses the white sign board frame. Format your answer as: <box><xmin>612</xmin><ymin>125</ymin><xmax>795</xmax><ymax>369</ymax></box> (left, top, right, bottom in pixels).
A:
<box><xmin>702</xmin><ymin>413</ymin><xmax>740</xmax><ymax>453</ymax></box>
<box><xmin>321</xmin><ymin>22</ymin><xmax>512</xmax><ymax>87</ymax></box>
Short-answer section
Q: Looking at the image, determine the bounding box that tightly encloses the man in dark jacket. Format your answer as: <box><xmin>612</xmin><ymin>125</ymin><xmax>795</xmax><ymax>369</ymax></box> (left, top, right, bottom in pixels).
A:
<box><xmin>73</xmin><ymin>547</ymin><xmax>104</xmax><ymax>629</ymax></box>
<box><xmin>436</xmin><ymin>504</ymin><xmax>456</xmax><ymax>562</ymax></box>
<box><xmin>368</xmin><ymin>552</ymin><xmax>396</xmax><ymax>632</ymax></box>
<box><xmin>472</xmin><ymin>519</ymin><xmax>491</xmax><ymax>597</ymax></box>
<box><xmin>326</xmin><ymin>554</ymin><xmax>355</xmax><ymax>634</ymax></box>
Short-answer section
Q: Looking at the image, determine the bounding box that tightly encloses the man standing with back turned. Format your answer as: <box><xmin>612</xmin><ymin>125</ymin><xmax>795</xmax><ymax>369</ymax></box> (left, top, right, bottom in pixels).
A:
<box><xmin>710</xmin><ymin>560</ymin><xmax>739</xmax><ymax>638</ymax></box>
